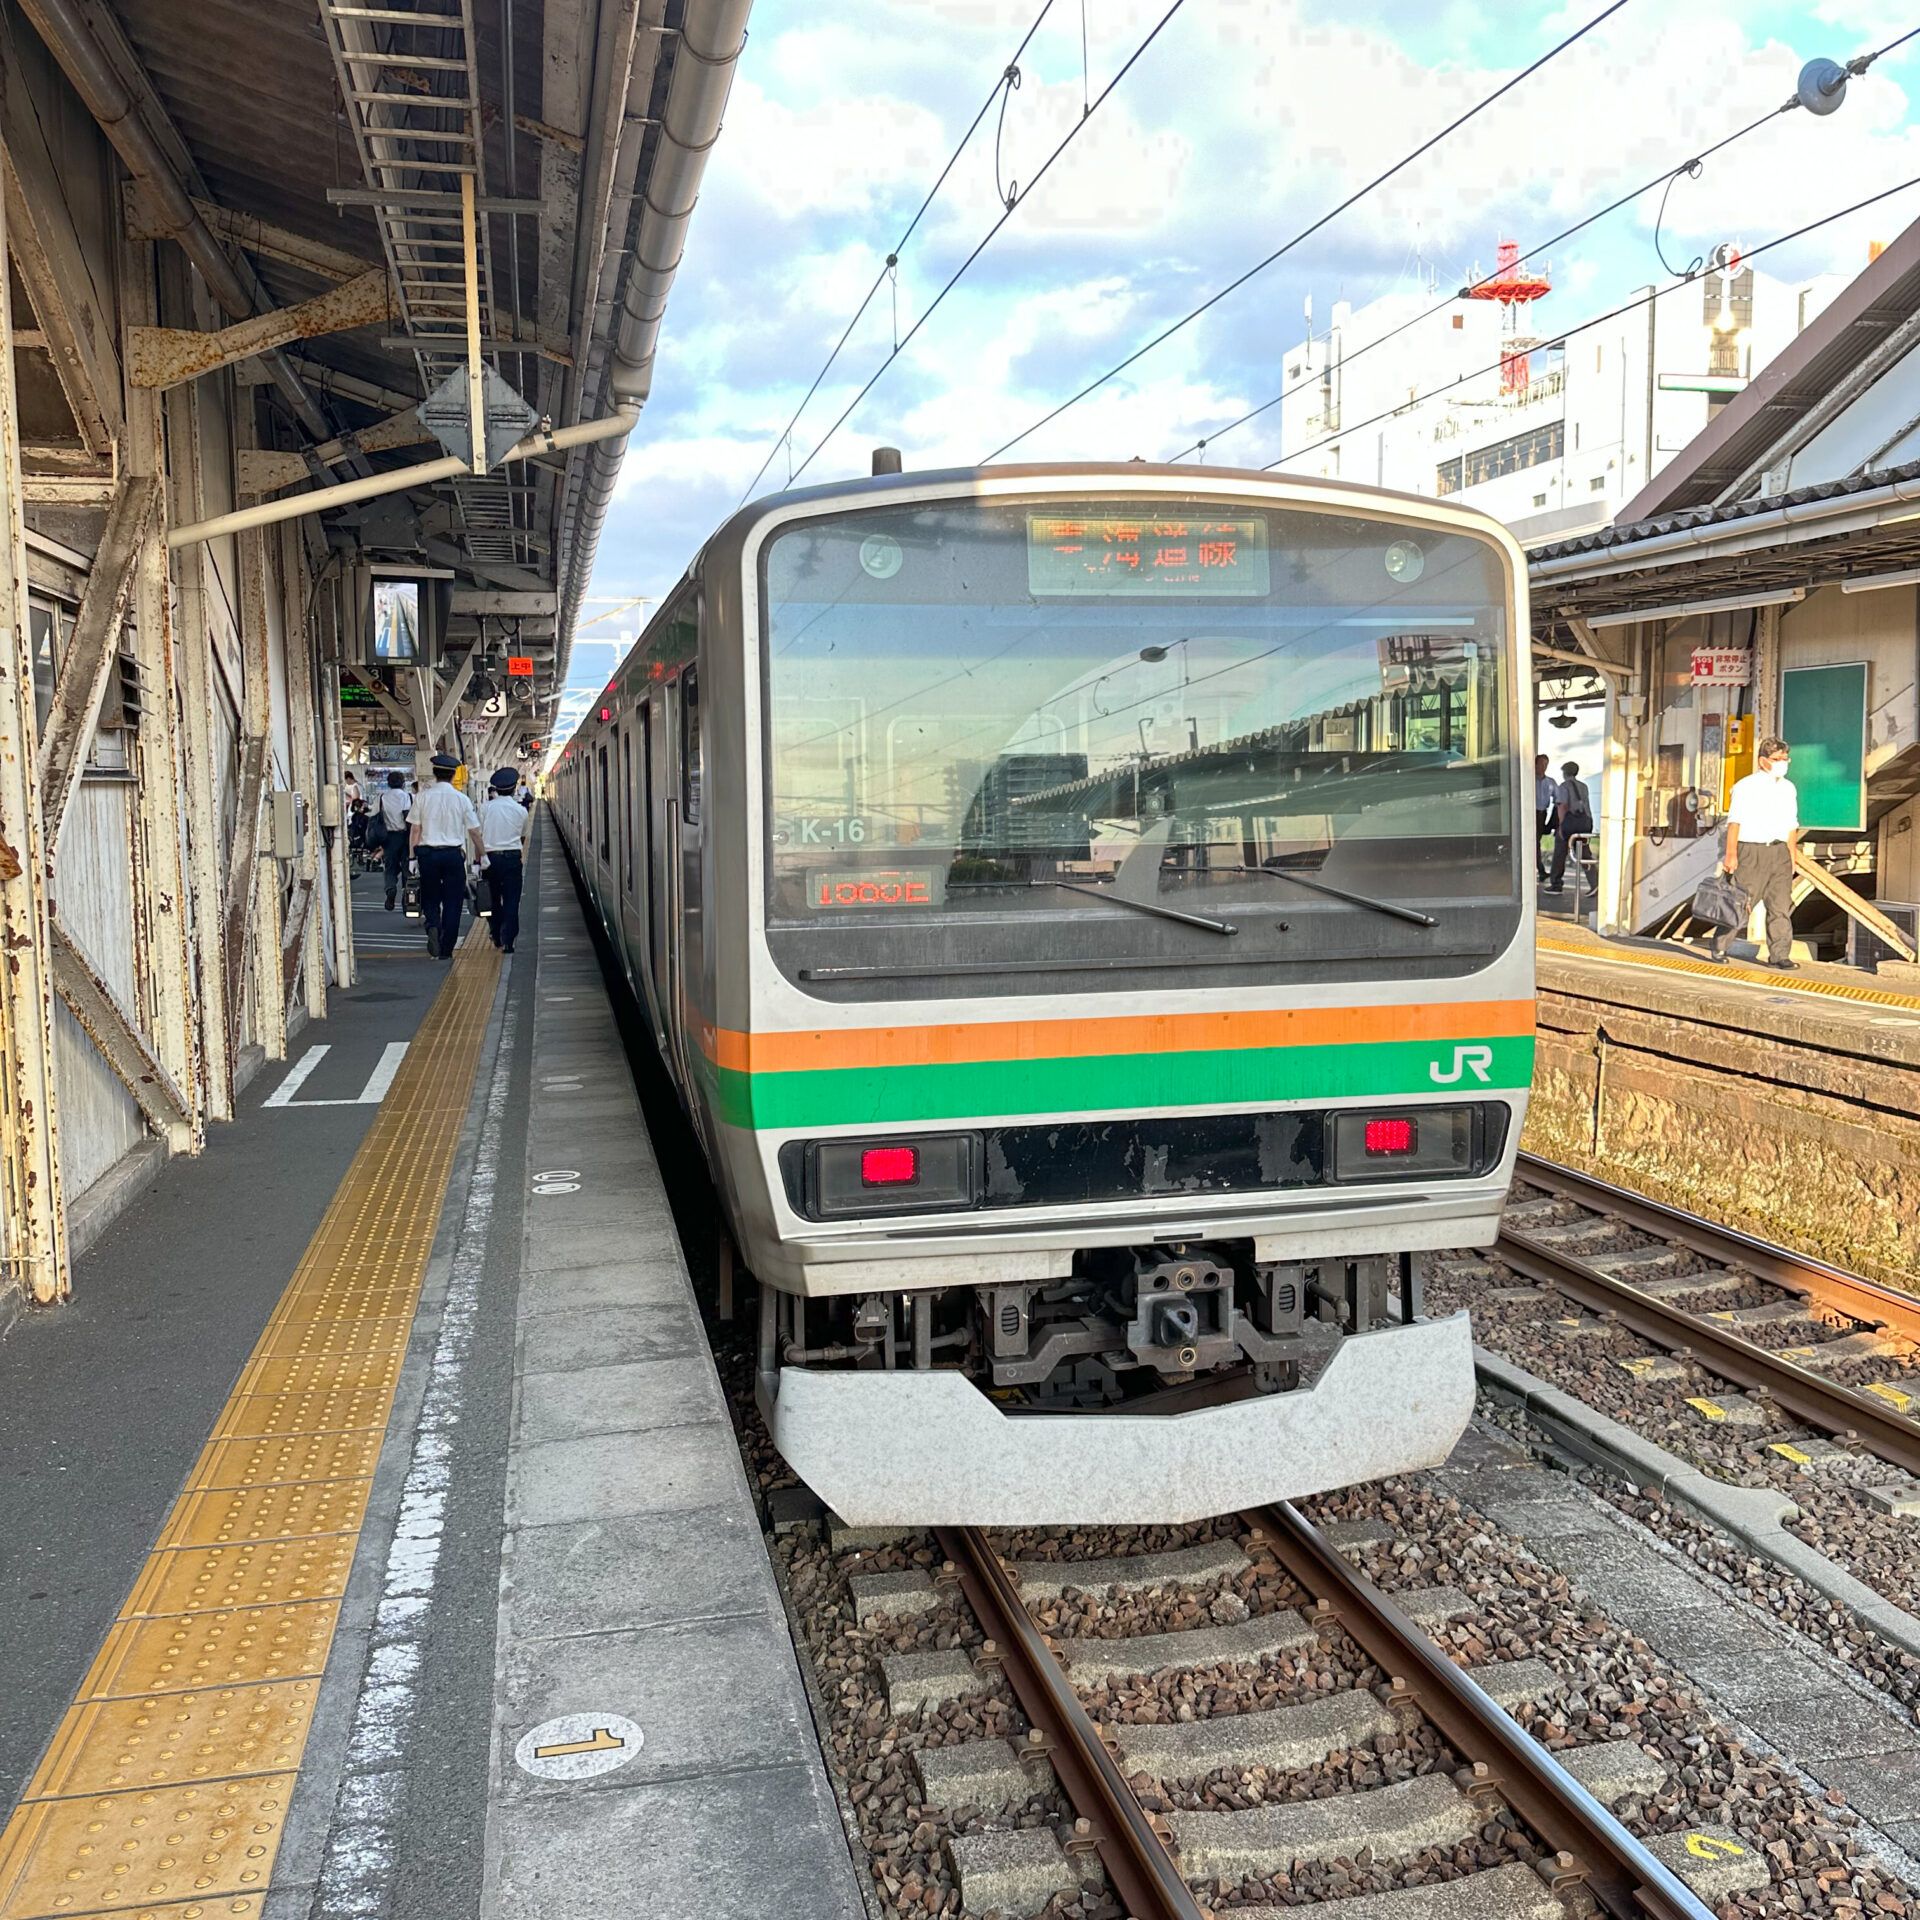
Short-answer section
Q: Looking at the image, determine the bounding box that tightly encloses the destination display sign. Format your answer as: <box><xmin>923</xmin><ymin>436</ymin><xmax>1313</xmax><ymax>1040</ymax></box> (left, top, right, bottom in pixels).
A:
<box><xmin>1027</xmin><ymin>513</ymin><xmax>1271</xmax><ymax>596</ymax></box>
<box><xmin>808</xmin><ymin>868</ymin><xmax>937</xmax><ymax>910</ymax></box>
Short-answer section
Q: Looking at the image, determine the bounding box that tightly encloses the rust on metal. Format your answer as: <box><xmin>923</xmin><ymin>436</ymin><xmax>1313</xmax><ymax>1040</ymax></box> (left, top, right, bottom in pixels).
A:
<box><xmin>1244</xmin><ymin>1502</ymin><xmax>1713</xmax><ymax>1920</ymax></box>
<box><xmin>127</xmin><ymin>267</ymin><xmax>394</xmax><ymax>389</ymax></box>
<box><xmin>934</xmin><ymin>1525</ymin><xmax>1207</xmax><ymax>1920</ymax></box>
<box><xmin>46</xmin><ymin>920</ymin><xmax>190</xmax><ymax>1131</ymax></box>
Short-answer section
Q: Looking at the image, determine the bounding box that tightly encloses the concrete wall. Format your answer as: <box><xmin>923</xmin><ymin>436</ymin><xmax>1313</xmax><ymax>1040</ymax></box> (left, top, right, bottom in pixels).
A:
<box><xmin>1523</xmin><ymin>951</ymin><xmax>1920</xmax><ymax>1288</ymax></box>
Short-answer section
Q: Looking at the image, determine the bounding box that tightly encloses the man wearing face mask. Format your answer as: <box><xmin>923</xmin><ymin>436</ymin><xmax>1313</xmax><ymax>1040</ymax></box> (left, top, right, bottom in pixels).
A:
<box><xmin>1714</xmin><ymin>735</ymin><xmax>1800</xmax><ymax>968</ymax></box>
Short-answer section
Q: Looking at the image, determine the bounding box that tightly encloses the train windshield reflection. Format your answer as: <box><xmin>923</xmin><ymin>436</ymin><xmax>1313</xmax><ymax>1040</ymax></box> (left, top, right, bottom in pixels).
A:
<box><xmin>762</xmin><ymin>499</ymin><xmax>1515</xmax><ymax>933</ymax></box>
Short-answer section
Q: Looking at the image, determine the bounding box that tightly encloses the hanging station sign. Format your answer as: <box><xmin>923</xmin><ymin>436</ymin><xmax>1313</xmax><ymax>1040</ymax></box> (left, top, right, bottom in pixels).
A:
<box><xmin>1690</xmin><ymin>647</ymin><xmax>1752</xmax><ymax>686</ymax></box>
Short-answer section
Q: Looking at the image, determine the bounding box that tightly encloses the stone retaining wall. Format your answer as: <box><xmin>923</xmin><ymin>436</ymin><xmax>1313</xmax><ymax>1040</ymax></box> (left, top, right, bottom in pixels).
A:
<box><xmin>1522</xmin><ymin>954</ymin><xmax>1920</xmax><ymax>1289</ymax></box>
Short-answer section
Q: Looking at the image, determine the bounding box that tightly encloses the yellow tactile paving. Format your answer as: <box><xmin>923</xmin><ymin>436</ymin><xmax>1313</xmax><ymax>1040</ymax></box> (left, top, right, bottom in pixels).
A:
<box><xmin>183</xmin><ymin>1431</ymin><xmax>384</xmax><ymax>1494</ymax></box>
<box><xmin>155</xmin><ymin>1481</ymin><xmax>372</xmax><ymax>1552</ymax></box>
<box><xmin>78</xmin><ymin>1605</ymin><xmax>340</xmax><ymax>1702</ymax></box>
<box><xmin>0</xmin><ymin>935</ymin><xmax>500</xmax><ymax>1920</ymax></box>
<box><xmin>1540</xmin><ymin>928</ymin><xmax>1920</xmax><ymax>1011</ymax></box>
<box><xmin>0</xmin><ymin>1775</ymin><xmax>293</xmax><ymax>1916</ymax></box>
<box><xmin>22</xmin><ymin>1684</ymin><xmax>316</xmax><ymax>1800</ymax></box>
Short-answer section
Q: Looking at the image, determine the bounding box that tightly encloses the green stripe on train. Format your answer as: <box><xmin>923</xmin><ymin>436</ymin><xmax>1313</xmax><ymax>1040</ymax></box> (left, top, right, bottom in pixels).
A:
<box><xmin>712</xmin><ymin>1034</ymin><xmax>1535</xmax><ymax>1131</ymax></box>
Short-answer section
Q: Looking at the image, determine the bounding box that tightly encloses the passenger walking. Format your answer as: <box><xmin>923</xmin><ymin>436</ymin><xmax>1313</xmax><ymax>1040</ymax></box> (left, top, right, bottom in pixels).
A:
<box><xmin>478</xmin><ymin>767</ymin><xmax>531</xmax><ymax>952</ymax></box>
<box><xmin>376</xmin><ymin>771</ymin><xmax>412</xmax><ymax>909</ymax></box>
<box><xmin>1549</xmin><ymin>760</ymin><xmax>1593</xmax><ymax>893</ymax></box>
<box><xmin>1533</xmin><ymin>752</ymin><xmax>1554</xmax><ymax>884</ymax></box>
<box><xmin>1714</xmin><ymin>734</ymin><xmax>1801</xmax><ymax>969</ymax></box>
<box><xmin>410</xmin><ymin>752</ymin><xmax>482</xmax><ymax>960</ymax></box>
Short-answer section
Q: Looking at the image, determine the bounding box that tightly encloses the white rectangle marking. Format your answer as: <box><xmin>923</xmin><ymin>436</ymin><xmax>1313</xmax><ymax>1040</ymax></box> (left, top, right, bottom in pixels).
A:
<box><xmin>265</xmin><ymin>1045</ymin><xmax>330</xmax><ymax>1107</ymax></box>
<box><xmin>359</xmin><ymin>1042</ymin><xmax>410</xmax><ymax>1104</ymax></box>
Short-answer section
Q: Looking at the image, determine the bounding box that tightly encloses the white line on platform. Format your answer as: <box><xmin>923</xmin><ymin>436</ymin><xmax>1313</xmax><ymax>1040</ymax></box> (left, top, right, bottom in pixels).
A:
<box><xmin>265</xmin><ymin>1041</ymin><xmax>410</xmax><ymax>1108</ymax></box>
<box><xmin>264</xmin><ymin>1044</ymin><xmax>330</xmax><ymax>1106</ymax></box>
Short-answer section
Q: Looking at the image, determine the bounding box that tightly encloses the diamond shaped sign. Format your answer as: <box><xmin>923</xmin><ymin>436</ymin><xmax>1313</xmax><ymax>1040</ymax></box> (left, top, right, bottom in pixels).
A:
<box><xmin>419</xmin><ymin>363</ymin><xmax>538</xmax><ymax>471</ymax></box>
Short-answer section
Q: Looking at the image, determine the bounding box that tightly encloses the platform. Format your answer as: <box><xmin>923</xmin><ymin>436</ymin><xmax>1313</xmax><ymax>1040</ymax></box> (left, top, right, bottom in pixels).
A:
<box><xmin>0</xmin><ymin>820</ymin><xmax>863</xmax><ymax>1920</ymax></box>
<box><xmin>1528</xmin><ymin>925</ymin><xmax>1920</xmax><ymax>1290</ymax></box>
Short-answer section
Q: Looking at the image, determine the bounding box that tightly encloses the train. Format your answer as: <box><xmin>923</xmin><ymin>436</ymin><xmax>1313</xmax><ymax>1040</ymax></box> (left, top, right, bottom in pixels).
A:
<box><xmin>548</xmin><ymin>462</ymin><xmax>1535</xmax><ymax>1524</ymax></box>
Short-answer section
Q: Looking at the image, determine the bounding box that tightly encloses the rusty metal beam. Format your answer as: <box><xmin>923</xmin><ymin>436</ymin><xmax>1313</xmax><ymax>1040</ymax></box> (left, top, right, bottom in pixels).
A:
<box><xmin>48</xmin><ymin>920</ymin><xmax>189</xmax><ymax>1133</ymax></box>
<box><xmin>343</xmin><ymin>665</ymin><xmax>414</xmax><ymax>734</ymax></box>
<box><xmin>37</xmin><ymin>476</ymin><xmax>158</xmax><ymax>857</ymax></box>
<box><xmin>0</xmin><ymin>174</ymin><xmax>66</xmax><ymax>1300</ymax></box>
<box><xmin>429</xmin><ymin>648</ymin><xmax>478</xmax><ymax>745</ymax></box>
<box><xmin>127</xmin><ymin>268</ymin><xmax>393</xmax><ymax>390</ymax></box>
<box><xmin>124</xmin><ymin>189</ymin><xmax>382</xmax><ymax>286</ymax></box>
<box><xmin>0</xmin><ymin>143</ymin><xmax>118</xmax><ymax>455</ymax></box>
<box><xmin>21</xmin><ymin>474</ymin><xmax>118</xmax><ymax>507</ymax></box>
<box><xmin>221</xmin><ymin>729</ymin><xmax>270</xmax><ymax>1055</ymax></box>
<box><xmin>279</xmin><ymin>872</ymin><xmax>314</xmax><ymax>1006</ymax></box>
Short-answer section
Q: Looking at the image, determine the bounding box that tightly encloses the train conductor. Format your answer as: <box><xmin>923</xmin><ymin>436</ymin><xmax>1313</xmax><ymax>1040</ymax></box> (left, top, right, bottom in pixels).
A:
<box><xmin>409</xmin><ymin>751</ymin><xmax>482</xmax><ymax>959</ymax></box>
<box><xmin>479</xmin><ymin>766</ymin><xmax>531</xmax><ymax>952</ymax></box>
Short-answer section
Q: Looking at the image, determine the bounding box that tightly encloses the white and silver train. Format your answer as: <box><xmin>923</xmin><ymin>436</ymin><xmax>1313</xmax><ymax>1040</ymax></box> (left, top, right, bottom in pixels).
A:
<box><xmin>549</xmin><ymin>462</ymin><xmax>1535</xmax><ymax>1524</ymax></box>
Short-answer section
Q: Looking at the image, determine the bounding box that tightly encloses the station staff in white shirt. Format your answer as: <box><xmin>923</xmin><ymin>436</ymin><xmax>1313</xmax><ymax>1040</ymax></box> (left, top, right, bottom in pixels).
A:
<box><xmin>375</xmin><ymin>771</ymin><xmax>414</xmax><ymax>909</ymax></box>
<box><xmin>478</xmin><ymin>766</ymin><xmax>531</xmax><ymax>952</ymax></box>
<box><xmin>1715</xmin><ymin>734</ymin><xmax>1801</xmax><ymax>969</ymax></box>
<box><xmin>1533</xmin><ymin>753</ymin><xmax>1555</xmax><ymax>883</ymax></box>
<box><xmin>409</xmin><ymin>752</ymin><xmax>482</xmax><ymax>959</ymax></box>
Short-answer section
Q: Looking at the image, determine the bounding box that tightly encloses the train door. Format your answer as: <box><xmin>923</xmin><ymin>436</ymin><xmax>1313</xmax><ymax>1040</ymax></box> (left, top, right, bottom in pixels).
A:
<box><xmin>641</xmin><ymin>700</ymin><xmax>665</xmax><ymax>1039</ymax></box>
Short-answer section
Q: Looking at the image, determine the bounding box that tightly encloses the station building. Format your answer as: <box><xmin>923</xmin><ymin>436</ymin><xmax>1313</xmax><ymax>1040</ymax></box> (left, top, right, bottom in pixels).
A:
<box><xmin>1529</xmin><ymin>213</ymin><xmax>1920</xmax><ymax>953</ymax></box>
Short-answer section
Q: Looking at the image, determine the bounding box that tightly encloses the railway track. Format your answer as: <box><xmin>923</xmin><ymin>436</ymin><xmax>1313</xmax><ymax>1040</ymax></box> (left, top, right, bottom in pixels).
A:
<box><xmin>918</xmin><ymin>1513</ymin><xmax>1714</xmax><ymax>1920</ymax></box>
<box><xmin>1497</xmin><ymin>1155</ymin><xmax>1920</xmax><ymax>1479</ymax></box>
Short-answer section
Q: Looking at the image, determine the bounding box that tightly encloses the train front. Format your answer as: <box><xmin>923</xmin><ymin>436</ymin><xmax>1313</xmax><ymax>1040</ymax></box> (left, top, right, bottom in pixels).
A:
<box><xmin>725</xmin><ymin>472</ymin><xmax>1532</xmax><ymax>1524</ymax></box>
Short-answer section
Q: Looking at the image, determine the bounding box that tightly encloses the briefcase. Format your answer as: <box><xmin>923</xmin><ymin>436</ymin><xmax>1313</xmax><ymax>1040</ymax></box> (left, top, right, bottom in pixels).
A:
<box><xmin>1691</xmin><ymin>870</ymin><xmax>1752</xmax><ymax>932</ymax></box>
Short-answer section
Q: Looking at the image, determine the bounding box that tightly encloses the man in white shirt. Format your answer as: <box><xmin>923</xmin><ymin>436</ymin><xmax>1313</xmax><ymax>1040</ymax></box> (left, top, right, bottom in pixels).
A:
<box><xmin>478</xmin><ymin>766</ymin><xmax>531</xmax><ymax>952</ymax></box>
<box><xmin>1548</xmin><ymin>761</ymin><xmax>1593</xmax><ymax>893</ymax></box>
<box><xmin>1715</xmin><ymin>734</ymin><xmax>1801</xmax><ymax>968</ymax></box>
<box><xmin>409</xmin><ymin>753</ymin><xmax>482</xmax><ymax>959</ymax></box>
<box><xmin>375</xmin><ymin>771</ymin><xmax>413</xmax><ymax>909</ymax></box>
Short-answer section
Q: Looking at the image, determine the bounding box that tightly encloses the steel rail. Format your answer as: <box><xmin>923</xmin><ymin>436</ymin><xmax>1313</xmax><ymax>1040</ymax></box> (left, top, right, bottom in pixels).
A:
<box><xmin>935</xmin><ymin>1526</ymin><xmax>1205</xmax><ymax>1920</ymax></box>
<box><xmin>1243</xmin><ymin>1502</ymin><xmax>1716</xmax><ymax>1920</ymax></box>
<box><xmin>1495</xmin><ymin>1224</ymin><xmax>1920</xmax><ymax>1482</ymax></box>
<box><xmin>1517</xmin><ymin>1152</ymin><xmax>1920</xmax><ymax>1344</ymax></box>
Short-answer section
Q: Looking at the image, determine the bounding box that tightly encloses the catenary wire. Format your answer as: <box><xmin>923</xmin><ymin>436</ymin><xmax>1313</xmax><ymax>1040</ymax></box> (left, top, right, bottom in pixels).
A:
<box><xmin>1166</xmin><ymin>19</ymin><xmax>1920</xmax><ymax>464</ymax></box>
<box><xmin>979</xmin><ymin>0</ymin><xmax>1632</xmax><ymax>464</ymax></box>
<box><xmin>735</xmin><ymin>0</ymin><xmax>1060</xmax><ymax>506</ymax></box>
<box><xmin>1262</xmin><ymin>170</ymin><xmax>1920</xmax><ymax>479</ymax></box>
<box><xmin>784</xmin><ymin>0</ymin><xmax>1191</xmax><ymax>488</ymax></box>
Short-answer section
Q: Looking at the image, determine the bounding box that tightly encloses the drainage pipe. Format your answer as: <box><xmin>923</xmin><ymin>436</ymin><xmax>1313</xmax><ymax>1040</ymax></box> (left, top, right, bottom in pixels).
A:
<box><xmin>556</xmin><ymin>0</ymin><xmax>752</xmax><ymax>661</ymax></box>
<box><xmin>165</xmin><ymin>408</ymin><xmax>639</xmax><ymax>549</ymax></box>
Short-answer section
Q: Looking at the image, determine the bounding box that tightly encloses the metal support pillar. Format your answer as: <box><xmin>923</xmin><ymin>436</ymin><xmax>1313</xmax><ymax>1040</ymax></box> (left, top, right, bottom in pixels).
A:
<box><xmin>121</xmin><ymin>230</ymin><xmax>198</xmax><ymax>1148</ymax></box>
<box><xmin>165</xmin><ymin>377</ymin><xmax>233</xmax><ymax>1119</ymax></box>
<box><xmin>0</xmin><ymin>184</ymin><xmax>67</xmax><ymax>1300</ymax></box>
<box><xmin>316</xmin><ymin>587</ymin><xmax>354</xmax><ymax>991</ymax></box>
<box><xmin>277</xmin><ymin>519</ymin><xmax>326</xmax><ymax>1019</ymax></box>
<box><xmin>1755</xmin><ymin>602</ymin><xmax>1781</xmax><ymax>740</ymax></box>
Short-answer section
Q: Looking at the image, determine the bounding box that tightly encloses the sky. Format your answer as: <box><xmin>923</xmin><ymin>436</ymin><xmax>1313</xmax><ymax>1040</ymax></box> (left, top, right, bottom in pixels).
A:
<box><xmin>560</xmin><ymin>0</ymin><xmax>1920</xmax><ymax>723</ymax></box>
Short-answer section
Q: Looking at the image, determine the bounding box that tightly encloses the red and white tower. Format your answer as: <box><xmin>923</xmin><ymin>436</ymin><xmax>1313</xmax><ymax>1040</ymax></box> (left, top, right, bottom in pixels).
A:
<box><xmin>1466</xmin><ymin>239</ymin><xmax>1551</xmax><ymax>393</ymax></box>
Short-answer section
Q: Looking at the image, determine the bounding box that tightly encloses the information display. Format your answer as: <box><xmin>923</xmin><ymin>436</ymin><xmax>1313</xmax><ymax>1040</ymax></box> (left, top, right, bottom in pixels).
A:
<box><xmin>1027</xmin><ymin>513</ymin><xmax>1270</xmax><ymax>596</ymax></box>
<box><xmin>809</xmin><ymin>868</ymin><xmax>936</xmax><ymax>910</ymax></box>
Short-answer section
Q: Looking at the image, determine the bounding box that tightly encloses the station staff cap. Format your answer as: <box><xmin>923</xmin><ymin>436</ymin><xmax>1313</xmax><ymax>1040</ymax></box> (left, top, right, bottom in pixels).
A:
<box><xmin>430</xmin><ymin>752</ymin><xmax>460</xmax><ymax>771</ymax></box>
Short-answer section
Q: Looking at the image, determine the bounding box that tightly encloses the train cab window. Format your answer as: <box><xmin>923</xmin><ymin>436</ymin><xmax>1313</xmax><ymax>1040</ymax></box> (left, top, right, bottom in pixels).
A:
<box><xmin>680</xmin><ymin>668</ymin><xmax>701</xmax><ymax>826</ymax></box>
<box><xmin>598</xmin><ymin>745</ymin><xmax>610</xmax><ymax>861</ymax></box>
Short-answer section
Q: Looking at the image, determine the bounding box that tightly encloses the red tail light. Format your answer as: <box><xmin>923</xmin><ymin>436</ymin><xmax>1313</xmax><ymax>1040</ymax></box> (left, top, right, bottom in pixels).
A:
<box><xmin>860</xmin><ymin>1146</ymin><xmax>919</xmax><ymax>1186</ymax></box>
<box><xmin>1363</xmin><ymin>1117</ymin><xmax>1416</xmax><ymax>1156</ymax></box>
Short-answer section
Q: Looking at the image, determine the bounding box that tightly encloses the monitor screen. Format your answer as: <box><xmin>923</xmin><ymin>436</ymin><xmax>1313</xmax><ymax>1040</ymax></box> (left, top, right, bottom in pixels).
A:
<box><xmin>372</xmin><ymin>580</ymin><xmax>421</xmax><ymax>662</ymax></box>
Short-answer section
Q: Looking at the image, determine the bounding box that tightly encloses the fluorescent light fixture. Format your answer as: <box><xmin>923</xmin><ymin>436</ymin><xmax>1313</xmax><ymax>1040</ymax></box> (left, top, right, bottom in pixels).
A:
<box><xmin>1586</xmin><ymin>586</ymin><xmax>1804</xmax><ymax>628</ymax></box>
<box><xmin>1841</xmin><ymin>566</ymin><xmax>1920</xmax><ymax>594</ymax></box>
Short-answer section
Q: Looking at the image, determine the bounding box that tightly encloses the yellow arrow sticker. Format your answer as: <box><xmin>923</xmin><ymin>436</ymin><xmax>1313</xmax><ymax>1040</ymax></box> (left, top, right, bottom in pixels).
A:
<box><xmin>534</xmin><ymin>1726</ymin><xmax>627</xmax><ymax>1759</ymax></box>
<box><xmin>1686</xmin><ymin>1833</ymin><xmax>1748</xmax><ymax>1860</ymax></box>
<box><xmin>1867</xmin><ymin>1381</ymin><xmax>1916</xmax><ymax>1413</ymax></box>
<box><xmin>1686</xmin><ymin>1397</ymin><xmax>1727</xmax><ymax>1422</ymax></box>
<box><xmin>1618</xmin><ymin>1356</ymin><xmax>1662</xmax><ymax>1377</ymax></box>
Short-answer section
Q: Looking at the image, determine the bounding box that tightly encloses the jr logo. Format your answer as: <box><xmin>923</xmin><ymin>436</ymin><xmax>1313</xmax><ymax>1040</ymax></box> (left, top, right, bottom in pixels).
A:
<box><xmin>1430</xmin><ymin>1044</ymin><xmax>1494</xmax><ymax>1085</ymax></box>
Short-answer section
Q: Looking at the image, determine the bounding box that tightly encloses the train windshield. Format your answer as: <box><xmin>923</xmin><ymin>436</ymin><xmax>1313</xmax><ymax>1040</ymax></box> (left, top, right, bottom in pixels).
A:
<box><xmin>760</xmin><ymin>497</ymin><xmax>1518</xmax><ymax>996</ymax></box>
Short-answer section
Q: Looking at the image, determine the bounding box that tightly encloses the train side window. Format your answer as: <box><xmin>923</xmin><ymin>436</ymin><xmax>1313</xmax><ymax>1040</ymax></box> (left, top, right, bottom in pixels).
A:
<box><xmin>621</xmin><ymin>729</ymin><xmax>634</xmax><ymax>894</ymax></box>
<box><xmin>598</xmin><ymin>744</ymin><xmax>610</xmax><ymax>861</ymax></box>
<box><xmin>680</xmin><ymin>668</ymin><xmax>701</xmax><ymax>826</ymax></box>
<box><xmin>641</xmin><ymin>703</ymin><xmax>655</xmax><ymax>876</ymax></box>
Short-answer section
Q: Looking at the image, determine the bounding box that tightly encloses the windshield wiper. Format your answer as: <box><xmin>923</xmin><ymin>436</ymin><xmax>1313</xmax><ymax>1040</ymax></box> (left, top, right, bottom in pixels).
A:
<box><xmin>947</xmin><ymin>879</ymin><xmax>1237</xmax><ymax>936</ymax></box>
<box><xmin>1220</xmin><ymin>865</ymin><xmax>1437</xmax><ymax>928</ymax></box>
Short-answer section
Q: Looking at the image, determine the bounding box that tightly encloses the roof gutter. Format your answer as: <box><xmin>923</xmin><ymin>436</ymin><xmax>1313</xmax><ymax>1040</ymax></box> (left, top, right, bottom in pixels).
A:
<box><xmin>18</xmin><ymin>0</ymin><xmax>343</xmax><ymax>452</ymax></box>
<box><xmin>553</xmin><ymin>0</ymin><xmax>752</xmax><ymax>689</ymax></box>
<box><xmin>1531</xmin><ymin>469</ymin><xmax>1920</xmax><ymax>589</ymax></box>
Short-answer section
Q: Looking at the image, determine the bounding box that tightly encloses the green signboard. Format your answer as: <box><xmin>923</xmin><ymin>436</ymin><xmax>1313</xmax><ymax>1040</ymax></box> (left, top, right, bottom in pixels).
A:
<box><xmin>1780</xmin><ymin>662</ymin><xmax>1867</xmax><ymax>832</ymax></box>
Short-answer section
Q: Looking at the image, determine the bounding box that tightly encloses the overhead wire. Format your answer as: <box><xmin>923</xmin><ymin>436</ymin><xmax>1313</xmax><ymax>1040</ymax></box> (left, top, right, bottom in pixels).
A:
<box><xmin>1166</xmin><ymin>18</ymin><xmax>1920</xmax><ymax>465</ymax></box>
<box><xmin>736</xmin><ymin>0</ymin><xmax>1060</xmax><ymax>505</ymax></box>
<box><xmin>784</xmin><ymin>0</ymin><xmax>1192</xmax><ymax>488</ymax></box>
<box><xmin>1262</xmin><ymin>169</ymin><xmax>1920</xmax><ymax>481</ymax></box>
<box><xmin>979</xmin><ymin>0</ymin><xmax>1632</xmax><ymax>464</ymax></box>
